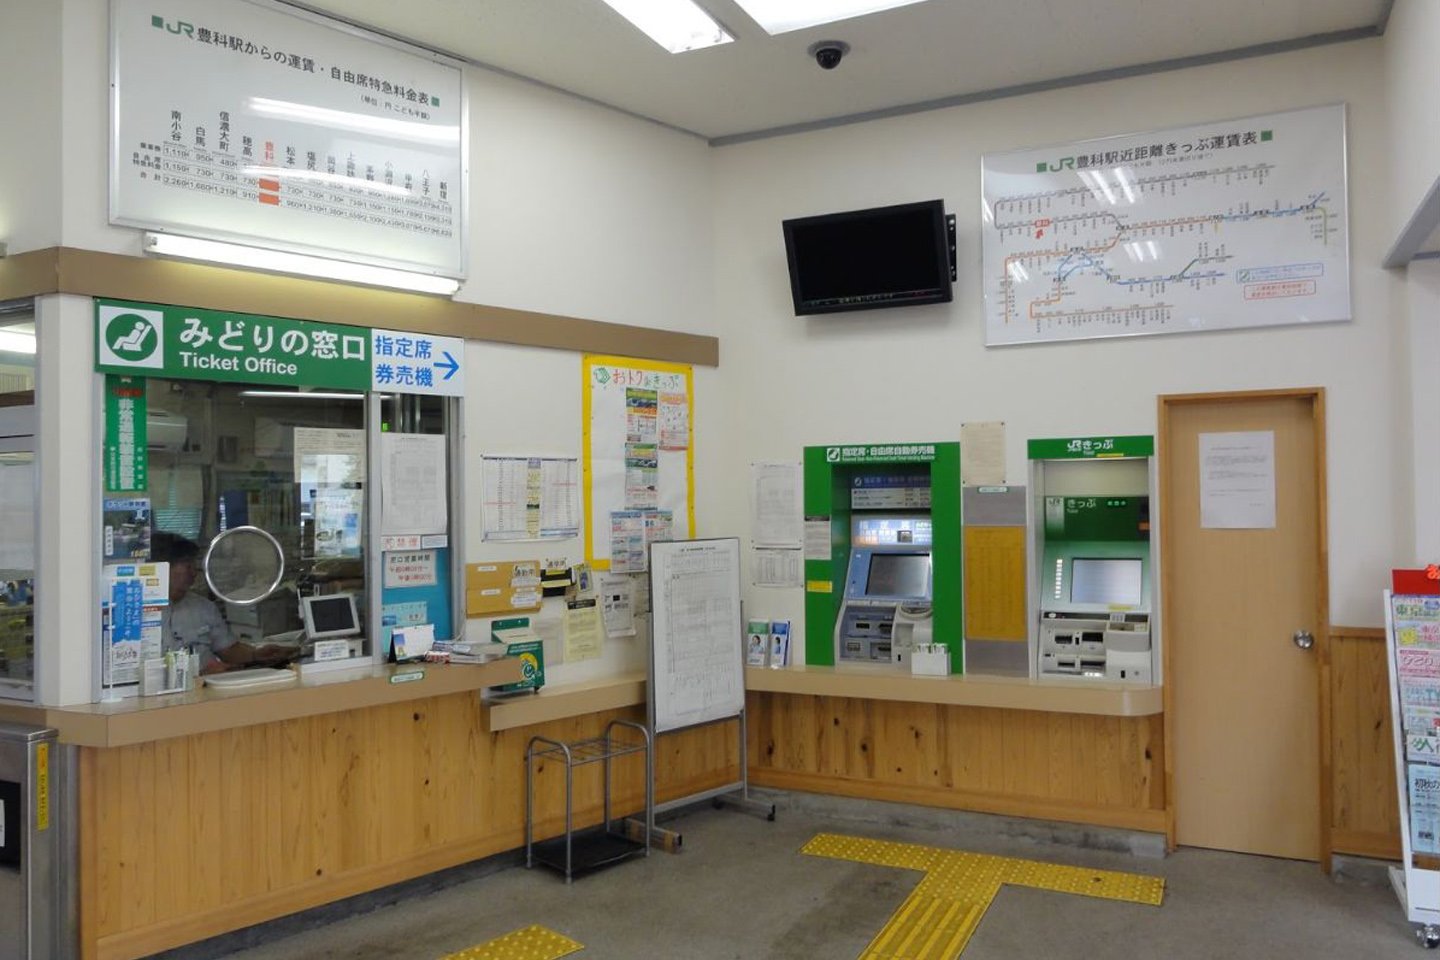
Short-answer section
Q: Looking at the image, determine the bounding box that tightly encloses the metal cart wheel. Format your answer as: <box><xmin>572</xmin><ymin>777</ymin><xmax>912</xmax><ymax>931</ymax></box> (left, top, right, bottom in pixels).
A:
<box><xmin>1415</xmin><ymin>924</ymin><xmax>1440</xmax><ymax>949</ymax></box>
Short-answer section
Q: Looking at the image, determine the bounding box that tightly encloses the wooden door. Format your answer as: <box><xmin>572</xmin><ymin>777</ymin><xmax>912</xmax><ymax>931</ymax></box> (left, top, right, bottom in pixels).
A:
<box><xmin>1160</xmin><ymin>389</ymin><xmax>1327</xmax><ymax>860</ymax></box>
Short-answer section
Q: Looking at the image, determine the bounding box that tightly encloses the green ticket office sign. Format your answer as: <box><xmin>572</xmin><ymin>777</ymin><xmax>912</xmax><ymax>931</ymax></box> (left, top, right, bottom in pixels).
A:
<box><xmin>1026</xmin><ymin>435</ymin><xmax>1154</xmax><ymax>460</ymax></box>
<box><xmin>95</xmin><ymin>299</ymin><xmax>370</xmax><ymax>390</ymax></box>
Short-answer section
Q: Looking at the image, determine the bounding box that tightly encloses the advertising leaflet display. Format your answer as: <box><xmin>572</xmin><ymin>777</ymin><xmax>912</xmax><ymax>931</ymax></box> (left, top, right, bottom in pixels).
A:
<box><xmin>1385</xmin><ymin>588</ymin><xmax>1440</xmax><ymax>945</ymax></box>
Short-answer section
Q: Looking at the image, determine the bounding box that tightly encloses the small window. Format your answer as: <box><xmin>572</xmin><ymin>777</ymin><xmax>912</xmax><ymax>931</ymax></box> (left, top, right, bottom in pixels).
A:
<box><xmin>101</xmin><ymin>378</ymin><xmax>368</xmax><ymax>683</ymax></box>
<box><xmin>0</xmin><ymin>302</ymin><xmax>37</xmax><ymax>700</ymax></box>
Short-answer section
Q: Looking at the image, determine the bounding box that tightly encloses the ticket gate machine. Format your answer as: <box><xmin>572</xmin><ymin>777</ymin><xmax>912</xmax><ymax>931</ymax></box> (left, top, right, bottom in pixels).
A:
<box><xmin>835</xmin><ymin>515</ymin><xmax>934</xmax><ymax>665</ymax></box>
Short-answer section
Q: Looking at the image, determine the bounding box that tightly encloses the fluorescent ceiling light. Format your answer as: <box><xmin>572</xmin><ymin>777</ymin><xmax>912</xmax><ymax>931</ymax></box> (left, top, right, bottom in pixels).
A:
<box><xmin>598</xmin><ymin>0</ymin><xmax>733</xmax><ymax>53</ymax></box>
<box><xmin>242</xmin><ymin>166</ymin><xmax>411</xmax><ymax>198</ymax></box>
<box><xmin>246</xmin><ymin>97</ymin><xmax>460</xmax><ymax>146</ymax></box>
<box><xmin>0</xmin><ymin>330</ymin><xmax>36</xmax><ymax>354</ymax></box>
<box><xmin>142</xmin><ymin>233</ymin><xmax>461</xmax><ymax>296</ymax></box>
<box><xmin>239</xmin><ymin>390</ymin><xmax>366</xmax><ymax>400</ymax></box>
<box><xmin>733</xmin><ymin>0</ymin><xmax>929</xmax><ymax>34</ymax></box>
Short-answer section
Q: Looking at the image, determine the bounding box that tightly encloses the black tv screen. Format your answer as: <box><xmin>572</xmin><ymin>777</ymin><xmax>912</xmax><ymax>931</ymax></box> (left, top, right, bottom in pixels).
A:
<box><xmin>782</xmin><ymin>200</ymin><xmax>953</xmax><ymax>315</ymax></box>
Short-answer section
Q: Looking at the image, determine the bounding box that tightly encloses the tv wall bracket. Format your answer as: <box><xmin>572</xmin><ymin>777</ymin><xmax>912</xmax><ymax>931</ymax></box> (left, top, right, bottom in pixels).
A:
<box><xmin>946</xmin><ymin>214</ymin><xmax>957</xmax><ymax>281</ymax></box>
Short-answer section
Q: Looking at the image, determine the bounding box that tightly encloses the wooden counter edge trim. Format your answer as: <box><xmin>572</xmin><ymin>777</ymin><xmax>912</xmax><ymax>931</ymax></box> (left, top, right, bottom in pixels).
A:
<box><xmin>8</xmin><ymin>660</ymin><xmax>521</xmax><ymax>747</ymax></box>
<box><xmin>744</xmin><ymin>666</ymin><xmax>1163</xmax><ymax>717</ymax></box>
<box><xmin>750</xmin><ymin>770</ymin><xmax>1168</xmax><ymax>834</ymax></box>
<box><xmin>485</xmin><ymin>672</ymin><xmax>647</xmax><ymax>731</ymax></box>
<box><xmin>48</xmin><ymin>246</ymin><xmax>719</xmax><ymax>366</ymax></box>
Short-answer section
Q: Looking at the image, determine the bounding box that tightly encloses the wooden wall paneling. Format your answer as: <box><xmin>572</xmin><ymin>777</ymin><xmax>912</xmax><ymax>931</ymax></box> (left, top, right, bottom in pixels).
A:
<box><xmin>1357</xmin><ymin>634</ymin><xmax>1401</xmax><ymax>845</ymax></box>
<box><xmin>1327</xmin><ymin>628</ymin><xmax>1401</xmax><ymax>859</ymax></box>
<box><xmin>92</xmin><ymin>748</ymin><xmax>119</xmax><ymax>942</ymax></box>
<box><xmin>1047</xmin><ymin>712</ymin><xmax>1075</xmax><ymax>800</ymax></box>
<box><xmin>151</xmin><ymin>737</ymin><xmax>190</xmax><ymax>912</ymax></box>
<box><xmin>117</xmin><ymin>742</ymin><xmax>155</xmax><ymax>930</ymax></box>
<box><xmin>308</xmin><ymin>713</ymin><xmax>342</xmax><ymax>884</ymax></box>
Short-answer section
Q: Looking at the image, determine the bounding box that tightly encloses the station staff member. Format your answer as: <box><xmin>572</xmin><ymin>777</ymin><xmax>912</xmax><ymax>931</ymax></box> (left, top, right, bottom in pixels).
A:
<box><xmin>152</xmin><ymin>532</ymin><xmax>286</xmax><ymax>675</ymax></box>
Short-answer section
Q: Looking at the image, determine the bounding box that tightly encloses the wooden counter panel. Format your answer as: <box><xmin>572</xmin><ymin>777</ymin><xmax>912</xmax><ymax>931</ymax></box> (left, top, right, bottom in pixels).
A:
<box><xmin>744</xmin><ymin>665</ymin><xmax>1162</xmax><ymax>717</ymax></box>
<box><xmin>83</xmin><ymin>693</ymin><xmax>740</xmax><ymax>960</ymax></box>
<box><xmin>746</xmin><ymin>692</ymin><xmax>1165</xmax><ymax>832</ymax></box>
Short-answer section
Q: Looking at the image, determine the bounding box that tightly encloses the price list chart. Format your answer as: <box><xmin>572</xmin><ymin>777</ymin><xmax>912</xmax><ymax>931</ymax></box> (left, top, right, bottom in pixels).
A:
<box><xmin>112</xmin><ymin>0</ymin><xmax>465</xmax><ymax>277</ymax></box>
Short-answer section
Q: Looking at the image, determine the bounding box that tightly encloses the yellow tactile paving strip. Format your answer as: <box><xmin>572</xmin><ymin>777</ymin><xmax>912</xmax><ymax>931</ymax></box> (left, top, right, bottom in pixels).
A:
<box><xmin>803</xmin><ymin>833</ymin><xmax>1164</xmax><ymax>960</ymax></box>
<box><xmin>440</xmin><ymin>924</ymin><xmax>584</xmax><ymax>960</ymax></box>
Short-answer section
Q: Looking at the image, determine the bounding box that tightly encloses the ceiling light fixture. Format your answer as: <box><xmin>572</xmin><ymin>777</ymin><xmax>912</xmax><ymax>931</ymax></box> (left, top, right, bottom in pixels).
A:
<box><xmin>238</xmin><ymin>390</ymin><xmax>368</xmax><ymax>400</ymax></box>
<box><xmin>0</xmin><ymin>330</ymin><xmax>36</xmax><ymax>354</ymax></box>
<box><xmin>597</xmin><ymin>0</ymin><xmax>733</xmax><ymax>53</ymax></box>
<box><xmin>246</xmin><ymin>97</ymin><xmax>460</xmax><ymax>145</ymax></box>
<box><xmin>142</xmin><ymin>233</ymin><xmax>462</xmax><ymax>296</ymax></box>
<box><xmin>733</xmin><ymin>0</ymin><xmax>929</xmax><ymax>35</ymax></box>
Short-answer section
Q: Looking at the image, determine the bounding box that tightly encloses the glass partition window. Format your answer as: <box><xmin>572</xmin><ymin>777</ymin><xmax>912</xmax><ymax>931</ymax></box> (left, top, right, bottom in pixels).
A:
<box><xmin>0</xmin><ymin>305</ymin><xmax>37</xmax><ymax>700</ymax></box>
<box><xmin>101</xmin><ymin>378</ymin><xmax>368</xmax><ymax>682</ymax></box>
<box><xmin>375</xmin><ymin>393</ymin><xmax>460</xmax><ymax>653</ymax></box>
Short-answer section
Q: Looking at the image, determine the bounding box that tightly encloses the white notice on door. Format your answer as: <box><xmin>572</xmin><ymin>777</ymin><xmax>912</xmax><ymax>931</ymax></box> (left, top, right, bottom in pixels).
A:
<box><xmin>1199</xmin><ymin>431</ymin><xmax>1276</xmax><ymax>529</ymax></box>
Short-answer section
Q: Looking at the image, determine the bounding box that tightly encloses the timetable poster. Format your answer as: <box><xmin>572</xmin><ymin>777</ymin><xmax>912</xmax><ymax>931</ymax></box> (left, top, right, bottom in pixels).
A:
<box><xmin>111</xmin><ymin>0</ymin><xmax>465</xmax><ymax>275</ymax></box>
<box><xmin>1392</xmin><ymin>594</ymin><xmax>1440</xmax><ymax>860</ymax></box>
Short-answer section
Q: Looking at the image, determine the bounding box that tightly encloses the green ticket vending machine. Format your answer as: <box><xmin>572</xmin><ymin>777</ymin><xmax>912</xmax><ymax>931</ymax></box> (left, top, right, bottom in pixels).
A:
<box><xmin>803</xmin><ymin>443</ymin><xmax>962</xmax><ymax>673</ymax></box>
<box><xmin>1027</xmin><ymin>436</ymin><xmax>1158</xmax><ymax>684</ymax></box>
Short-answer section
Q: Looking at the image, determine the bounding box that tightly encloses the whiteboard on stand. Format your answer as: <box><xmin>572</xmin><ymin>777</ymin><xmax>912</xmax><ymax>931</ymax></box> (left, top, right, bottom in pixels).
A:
<box><xmin>648</xmin><ymin>538</ymin><xmax>744</xmax><ymax>735</ymax></box>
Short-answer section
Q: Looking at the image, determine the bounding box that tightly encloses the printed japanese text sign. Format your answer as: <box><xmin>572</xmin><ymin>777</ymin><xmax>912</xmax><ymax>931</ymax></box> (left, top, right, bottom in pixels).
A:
<box><xmin>111</xmin><ymin>0</ymin><xmax>466</xmax><ymax>277</ymax></box>
<box><xmin>95</xmin><ymin>299</ymin><xmax>463</xmax><ymax>397</ymax></box>
<box><xmin>982</xmin><ymin>105</ymin><xmax>1349</xmax><ymax>345</ymax></box>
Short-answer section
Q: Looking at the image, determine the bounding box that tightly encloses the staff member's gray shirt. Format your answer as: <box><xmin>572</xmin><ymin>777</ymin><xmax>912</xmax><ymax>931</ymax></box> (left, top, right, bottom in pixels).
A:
<box><xmin>163</xmin><ymin>593</ymin><xmax>236</xmax><ymax>670</ymax></box>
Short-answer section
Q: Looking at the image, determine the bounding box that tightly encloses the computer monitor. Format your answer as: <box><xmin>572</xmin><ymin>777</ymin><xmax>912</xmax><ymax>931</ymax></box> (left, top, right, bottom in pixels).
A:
<box><xmin>301</xmin><ymin>593</ymin><xmax>360</xmax><ymax>640</ymax></box>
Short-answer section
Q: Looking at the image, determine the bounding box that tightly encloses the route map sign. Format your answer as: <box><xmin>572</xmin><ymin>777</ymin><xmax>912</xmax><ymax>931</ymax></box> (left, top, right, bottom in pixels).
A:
<box><xmin>111</xmin><ymin>0</ymin><xmax>466</xmax><ymax>278</ymax></box>
<box><xmin>981</xmin><ymin>104</ymin><xmax>1348</xmax><ymax>346</ymax></box>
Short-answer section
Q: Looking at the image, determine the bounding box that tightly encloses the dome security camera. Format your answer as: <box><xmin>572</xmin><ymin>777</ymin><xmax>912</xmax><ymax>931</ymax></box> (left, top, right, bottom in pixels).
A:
<box><xmin>808</xmin><ymin>40</ymin><xmax>849</xmax><ymax>70</ymax></box>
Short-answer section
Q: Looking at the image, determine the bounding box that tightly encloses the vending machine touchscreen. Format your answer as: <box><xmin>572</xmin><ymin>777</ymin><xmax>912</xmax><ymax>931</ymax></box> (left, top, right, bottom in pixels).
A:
<box><xmin>835</xmin><ymin>515</ymin><xmax>934</xmax><ymax>664</ymax></box>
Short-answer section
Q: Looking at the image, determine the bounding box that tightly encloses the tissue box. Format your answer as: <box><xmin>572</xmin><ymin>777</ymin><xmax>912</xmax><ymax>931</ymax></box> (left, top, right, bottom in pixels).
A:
<box><xmin>911</xmin><ymin>649</ymin><xmax>950</xmax><ymax>677</ymax></box>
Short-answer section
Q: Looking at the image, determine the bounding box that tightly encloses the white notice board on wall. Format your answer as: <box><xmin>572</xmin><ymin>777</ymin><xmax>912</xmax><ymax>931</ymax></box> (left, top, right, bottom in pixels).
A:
<box><xmin>648</xmin><ymin>539</ymin><xmax>743</xmax><ymax>735</ymax></box>
<box><xmin>111</xmin><ymin>0</ymin><xmax>466</xmax><ymax>277</ymax></box>
<box><xmin>982</xmin><ymin>104</ymin><xmax>1349</xmax><ymax>346</ymax></box>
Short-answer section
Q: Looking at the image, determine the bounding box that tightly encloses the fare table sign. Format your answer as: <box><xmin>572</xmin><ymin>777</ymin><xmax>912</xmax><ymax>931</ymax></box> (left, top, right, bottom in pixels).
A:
<box><xmin>110</xmin><ymin>0</ymin><xmax>466</xmax><ymax>277</ymax></box>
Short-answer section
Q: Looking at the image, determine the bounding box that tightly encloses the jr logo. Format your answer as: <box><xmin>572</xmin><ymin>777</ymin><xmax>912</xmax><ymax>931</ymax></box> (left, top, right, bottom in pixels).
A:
<box><xmin>151</xmin><ymin>15</ymin><xmax>195</xmax><ymax>38</ymax></box>
<box><xmin>98</xmin><ymin>305</ymin><xmax>165</xmax><ymax>369</ymax></box>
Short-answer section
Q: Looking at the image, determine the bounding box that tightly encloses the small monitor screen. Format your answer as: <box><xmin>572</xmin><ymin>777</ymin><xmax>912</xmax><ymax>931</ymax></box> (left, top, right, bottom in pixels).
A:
<box><xmin>866</xmin><ymin>553</ymin><xmax>931</xmax><ymax>598</ymax></box>
<box><xmin>1070</xmin><ymin>558</ymin><xmax>1143</xmax><ymax>606</ymax></box>
<box><xmin>303</xmin><ymin>593</ymin><xmax>359</xmax><ymax>638</ymax></box>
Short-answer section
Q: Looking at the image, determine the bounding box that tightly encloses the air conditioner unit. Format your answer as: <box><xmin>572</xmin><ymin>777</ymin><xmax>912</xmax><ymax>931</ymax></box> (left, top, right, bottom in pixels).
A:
<box><xmin>147</xmin><ymin>408</ymin><xmax>188</xmax><ymax>451</ymax></box>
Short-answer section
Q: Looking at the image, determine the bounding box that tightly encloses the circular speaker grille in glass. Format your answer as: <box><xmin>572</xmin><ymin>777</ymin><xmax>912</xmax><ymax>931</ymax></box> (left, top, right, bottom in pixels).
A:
<box><xmin>204</xmin><ymin>526</ymin><xmax>285</xmax><ymax>606</ymax></box>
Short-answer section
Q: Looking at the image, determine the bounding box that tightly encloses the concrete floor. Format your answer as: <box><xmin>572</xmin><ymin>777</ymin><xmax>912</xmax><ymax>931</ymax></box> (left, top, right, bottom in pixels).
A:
<box><xmin>185</xmin><ymin>792</ymin><xmax>1423</xmax><ymax>960</ymax></box>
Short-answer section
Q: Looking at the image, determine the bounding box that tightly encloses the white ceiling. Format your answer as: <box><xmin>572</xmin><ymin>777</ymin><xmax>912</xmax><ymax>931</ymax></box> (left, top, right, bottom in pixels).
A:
<box><xmin>291</xmin><ymin>0</ymin><xmax>1390</xmax><ymax>142</ymax></box>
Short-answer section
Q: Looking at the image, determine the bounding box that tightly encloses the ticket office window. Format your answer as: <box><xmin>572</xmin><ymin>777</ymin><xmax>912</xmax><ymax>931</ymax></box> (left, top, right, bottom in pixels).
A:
<box><xmin>101</xmin><ymin>378</ymin><xmax>370</xmax><ymax>681</ymax></box>
<box><xmin>0</xmin><ymin>302</ymin><xmax>36</xmax><ymax>700</ymax></box>
<box><xmin>375</xmin><ymin>393</ymin><xmax>461</xmax><ymax>653</ymax></box>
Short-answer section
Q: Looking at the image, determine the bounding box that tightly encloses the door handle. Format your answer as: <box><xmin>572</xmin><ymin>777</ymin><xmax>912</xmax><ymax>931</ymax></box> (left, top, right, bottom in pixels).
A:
<box><xmin>1293</xmin><ymin>630</ymin><xmax>1315</xmax><ymax>650</ymax></box>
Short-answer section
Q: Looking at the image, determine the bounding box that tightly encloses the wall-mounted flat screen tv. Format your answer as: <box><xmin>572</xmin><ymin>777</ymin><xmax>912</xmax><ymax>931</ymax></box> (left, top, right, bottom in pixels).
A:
<box><xmin>782</xmin><ymin>199</ymin><xmax>954</xmax><ymax>316</ymax></box>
